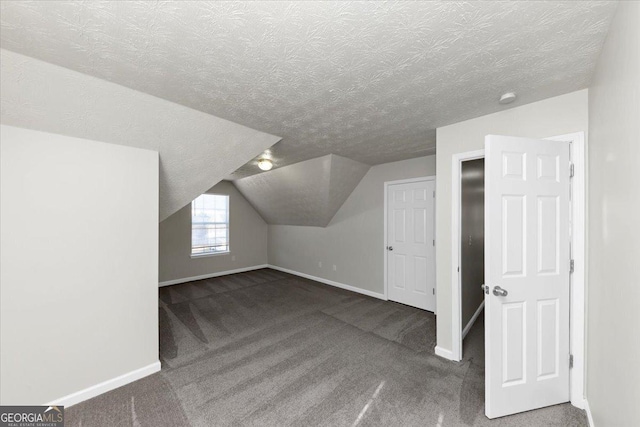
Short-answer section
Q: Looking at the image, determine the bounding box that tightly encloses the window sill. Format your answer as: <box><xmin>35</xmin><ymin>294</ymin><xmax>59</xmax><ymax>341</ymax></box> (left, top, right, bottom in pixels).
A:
<box><xmin>191</xmin><ymin>251</ymin><xmax>230</xmax><ymax>259</ymax></box>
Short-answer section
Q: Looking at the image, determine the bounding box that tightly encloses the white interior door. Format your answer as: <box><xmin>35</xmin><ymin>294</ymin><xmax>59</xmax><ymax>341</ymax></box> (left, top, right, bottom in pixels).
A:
<box><xmin>386</xmin><ymin>179</ymin><xmax>435</xmax><ymax>312</ymax></box>
<box><xmin>485</xmin><ymin>135</ymin><xmax>571</xmax><ymax>418</ymax></box>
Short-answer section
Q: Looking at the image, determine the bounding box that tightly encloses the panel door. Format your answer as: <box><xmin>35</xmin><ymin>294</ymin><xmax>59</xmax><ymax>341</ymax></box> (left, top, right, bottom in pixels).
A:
<box><xmin>387</xmin><ymin>179</ymin><xmax>435</xmax><ymax>312</ymax></box>
<box><xmin>485</xmin><ymin>135</ymin><xmax>571</xmax><ymax>418</ymax></box>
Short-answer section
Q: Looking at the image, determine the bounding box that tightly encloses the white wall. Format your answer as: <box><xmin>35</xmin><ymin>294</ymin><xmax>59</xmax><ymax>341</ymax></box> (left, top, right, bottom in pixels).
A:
<box><xmin>268</xmin><ymin>155</ymin><xmax>436</xmax><ymax>296</ymax></box>
<box><xmin>435</xmin><ymin>89</ymin><xmax>589</xmax><ymax>353</ymax></box>
<box><xmin>159</xmin><ymin>180</ymin><xmax>268</xmax><ymax>284</ymax></box>
<box><xmin>234</xmin><ymin>154</ymin><xmax>370</xmax><ymax>227</ymax></box>
<box><xmin>0</xmin><ymin>49</ymin><xmax>280</xmax><ymax>221</ymax></box>
<box><xmin>587</xmin><ymin>2</ymin><xmax>640</xmax><ymax>425</ymax></box>
<box><xmin>0</xmin><ymin>125</ymin><xmax>159</xmax><ymax>405</ymax></box>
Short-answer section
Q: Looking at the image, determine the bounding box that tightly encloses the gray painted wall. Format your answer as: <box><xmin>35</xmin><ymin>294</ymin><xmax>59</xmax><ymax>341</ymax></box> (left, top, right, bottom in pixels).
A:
<box><xmin>0</xmin><ymin>125</ymin><xmax>158</xmax><ymax>405</ymax></box>
<box><xmin>587</xmin><ymin>2</ymin><xmax>640</xmax><ymax>425</ymax></box>
<box><xmin>268</xmin><ymin>155</ymin><xmax>436</xmax><ymax>295</ymax></box>
<box><xmin>435</xmin><ymin>89</ymin><xmax>589</xmax><ymax>353</ymax></box>
<box><xmin>460</xmin><ymin>159</ymin><xmax>485</xmax><ymax>331</ymax></box>
<box><xmin>159</xmin><ymin>181</ymin><xmax>268</xmax><ymax>283</ymax></box>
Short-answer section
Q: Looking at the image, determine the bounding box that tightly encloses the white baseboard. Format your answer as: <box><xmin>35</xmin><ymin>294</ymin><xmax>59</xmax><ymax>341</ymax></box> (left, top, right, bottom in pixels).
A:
<box><xmin>159</xmin><ymin>264</ymin><xmax>268</xmax><ymax>287</ymax></box>
<box><xmin>584</xmin><ymin>399</ymin><xmax>595</xmax><ymax>427</ymax></box>
<box><xmin>571</xmin><ymin>393</ymin><xmax>586</xmax><ymax>410</ymax></box>
<box><xmin>46</xmin><ymin>361</ymin><xmax>161</xmax><ymax>408</ymax></box>
<box><xmin>462</xmin><ymin>300</ymin><xmax>485</xmax><ymax>339</ymax></box>
<box><xmin>267</xmin><ymin>264</ymin><xmax>386</xmax><ymax>301</ymax></box>
<box><xmin>434</xmin><ymin>345</ymin><xmax>456</xmax><ymax>361</ymax></box>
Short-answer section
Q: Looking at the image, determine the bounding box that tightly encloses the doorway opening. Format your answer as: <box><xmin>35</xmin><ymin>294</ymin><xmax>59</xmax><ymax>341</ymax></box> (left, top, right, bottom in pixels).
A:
<box><xmin>449</xmin><ymin>132</ymin><xmax>586</xmax><ymax>417</ymax></box>
<box><xmin>460</xmin><ymin>159</ymin><xmax>485</xmax><ymax>347</ymax></box>
<box><xmin>450</xmin><ymin>148</ymin><xmax>486</xmax><ymax>362</ymax></box>
<box><xmin>458</xmin><ymin>157</ymin><xmax>487</xmax><ymax>406</ymax></box>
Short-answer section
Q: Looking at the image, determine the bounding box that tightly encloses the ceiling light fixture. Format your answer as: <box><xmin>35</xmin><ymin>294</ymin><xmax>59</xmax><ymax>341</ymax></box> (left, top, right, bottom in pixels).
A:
<box><xmin>499</xmin><ymin>92</ymin><xmax>517</xmax><ymax>104</ymax></box>
<box><xmin>258</xmin><ymin>159</ymin><xmax>273</xmax><ymax>171</ymax></box>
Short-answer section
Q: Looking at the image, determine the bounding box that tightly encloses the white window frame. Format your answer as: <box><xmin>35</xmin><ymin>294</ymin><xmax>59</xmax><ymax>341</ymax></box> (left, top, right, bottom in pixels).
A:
<box><xmin>190</xmin><ymin>193</ymin><xmax>230</xmax><ymax>258</ymax></box>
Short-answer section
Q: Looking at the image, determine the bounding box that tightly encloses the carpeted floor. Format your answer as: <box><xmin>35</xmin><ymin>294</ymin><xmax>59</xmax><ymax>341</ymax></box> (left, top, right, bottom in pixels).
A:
<box><xmin>66</xmin><ymin>268</ymin><xmax>587</xmax><ymax>426</ymax></box>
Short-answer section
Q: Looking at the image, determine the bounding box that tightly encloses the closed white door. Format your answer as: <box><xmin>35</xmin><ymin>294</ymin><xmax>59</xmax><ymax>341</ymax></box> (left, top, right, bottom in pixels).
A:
<box><xmin>386</xmin><ymin>179</ymin><xmax>435</xmax><ymax>312</ymax></box>
<box><xmin>485</xmin><ymin>135</ymin><xmax>571</xmax><ymax>418</ymax></box>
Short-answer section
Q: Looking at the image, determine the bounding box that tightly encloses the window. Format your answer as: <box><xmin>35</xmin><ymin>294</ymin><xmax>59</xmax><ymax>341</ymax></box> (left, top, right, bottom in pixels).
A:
<box><xmin>191</xmin><ymin>194</ymin><xmax>229</xmax><ymax>256</ymax></box>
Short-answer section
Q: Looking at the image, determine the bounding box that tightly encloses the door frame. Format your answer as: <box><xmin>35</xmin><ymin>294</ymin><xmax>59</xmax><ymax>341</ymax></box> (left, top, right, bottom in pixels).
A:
<box><xmin>450</xmin><ymin>148</ymin><xmax>486</xmax><ymax>362</ymax></box>
<box><xmin>449</xmin><ymin>132</ymin><xmax>586</xmax><ymax>409</ymax></box>
<box><xmin>383</xmin><ymin>176</ymin><xmax>437</xmax><ymax>309</ymax></box>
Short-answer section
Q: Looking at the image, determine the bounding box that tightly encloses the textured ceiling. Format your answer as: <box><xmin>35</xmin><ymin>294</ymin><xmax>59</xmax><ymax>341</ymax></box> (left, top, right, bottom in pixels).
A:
<box><xmin>0</xmin><ymin>1</ymin><xmax>617</xmax><ymax>179</ymax></box>
<box><xmin>234</xmin><ymin>154</ymin><xmax>370</xmax><ymax>226</ymax></box>
<box><xmin>0</xmin><ymin>49</ymin><xmax>280</xmax><ymax>221</ymax></box>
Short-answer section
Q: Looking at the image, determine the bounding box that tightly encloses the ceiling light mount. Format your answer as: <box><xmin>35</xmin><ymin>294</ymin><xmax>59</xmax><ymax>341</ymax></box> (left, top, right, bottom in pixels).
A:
<box><xmin>258</xmin><ymin>159</ymin><xmax>273</xmax><ymax>171</ymax></box>
<box><xmin>499</xmin><ymin>92</ymin><xmax>517</xmax><ymax>105</ymax></box>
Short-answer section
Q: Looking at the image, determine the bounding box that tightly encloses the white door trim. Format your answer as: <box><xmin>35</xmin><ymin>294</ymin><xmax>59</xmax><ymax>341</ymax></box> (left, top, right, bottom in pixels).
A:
<box><xmin>383</xmin><ymin>175</ymin><xmax>436</xmax><ymax>307</ymax></box>
<box><xmin>448</xmin><ymin>132</ymin><xmax>586</xmax><ymax>409</ymax></box>
<box><xmin>545</xmin><ymin>131</ymin><xmax>587</xmax><ymax>410</ymax></box>
<box><xmin>451</xmin><ymin>149</ymin><xmax>486</xmax><ymax>362</ymax></box>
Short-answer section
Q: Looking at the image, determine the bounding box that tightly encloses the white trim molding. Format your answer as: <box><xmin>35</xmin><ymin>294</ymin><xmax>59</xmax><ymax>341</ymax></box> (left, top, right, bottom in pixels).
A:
<box><xmin>585</xmin><ymin>399</ymin><xmax>595</xmax><ymax>427</ymax></box>
<box><xmin>545</xmin><ymin>132</ymin><xmax>587</xmax><ymax>410</ymax></box>
<box><xmin>462</xmin><ymin>300</ymin><xmax>485</xmax><ymax>339</ymax></box>
<box><xmin>268</xmin><ymin>264</ymin><xmax>386</xmax><ymax>300</ymax></box>
<box><xmin>159</xmin><ymin>264</ymin><xmax>268</xmax><ymax>287</ymax></box>
<box><xmin>46</xmin><ymin>361</ymin><xmax>161</xmax><ymax>408</ymax></box>
<box><xmin>434</xmin><ymin>346</ymin><xmax>455</xmax><ymax>361</ymax></box>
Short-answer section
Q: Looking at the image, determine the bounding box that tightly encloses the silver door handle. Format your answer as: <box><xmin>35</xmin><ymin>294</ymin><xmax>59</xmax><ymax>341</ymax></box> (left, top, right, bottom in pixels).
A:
<box><xmin>493</xmin><ymin>286</ymin><xmax>508</xmax><ymax>297</ymax></box>
<box><xmin>387</xmin><ymin>246</ymin><xmax>393</xmax><ymax>251</ymax></box>
<box><xmin>481</xmin><ymin>284</ymin><xmax>489</xmax><ymax>294</ymax></box>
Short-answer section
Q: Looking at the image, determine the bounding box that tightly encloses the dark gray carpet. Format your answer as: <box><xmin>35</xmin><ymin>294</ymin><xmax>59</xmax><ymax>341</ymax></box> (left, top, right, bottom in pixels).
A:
<box><xmin>66</xmin><ymin>268</ymin><xmax>587</xmax><ymax>426</ymax></box>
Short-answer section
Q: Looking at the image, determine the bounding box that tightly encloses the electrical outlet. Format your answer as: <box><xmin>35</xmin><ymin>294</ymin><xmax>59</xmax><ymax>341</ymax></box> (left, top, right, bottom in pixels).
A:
<box><xmin>318</xmin><ymin>261</ymin><xmax>322</xmax><ymax>268</ymax></box>
<box><xmin>232</xmin><ymin>255</ymin><xmax>236</xmax><ymax>261</ymax></box>
<box><xmin>332</xmin><ymin>265</ymin><xmax>337</xmax><ymax>271</ymax></box>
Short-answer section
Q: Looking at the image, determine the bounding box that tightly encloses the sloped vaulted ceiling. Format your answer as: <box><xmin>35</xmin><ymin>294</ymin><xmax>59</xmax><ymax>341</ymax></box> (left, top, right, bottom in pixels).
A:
<box><xmin>0</xmin><ymin>1</ymin><xmax>618</xmax><ymax>223</ymax></box>
<box><xmin>0</xmin><ymin>50</ymin><xmax>281</xmax><ymax>221</ymax></box>
<box><xmin>234</xmin><ymin>155</ymin><xmax>370</xmax><ymax>227</ymax></box>
<box><xmin>0</xmin><ymin>1</ymin><xmax>618</xmax><ymax>180</ymax></box>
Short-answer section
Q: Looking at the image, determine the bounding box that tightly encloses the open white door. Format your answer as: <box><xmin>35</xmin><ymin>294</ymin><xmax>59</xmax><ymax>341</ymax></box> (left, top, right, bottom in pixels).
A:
<box><xmin>386</xmin><ymin>178</ymin><xmax>436</xmax><ymax>312</ymax></box>
<box><xmin>485</xmin><ymin>135</ymin><xmax>571</xmax><ymax>418</ymax></box>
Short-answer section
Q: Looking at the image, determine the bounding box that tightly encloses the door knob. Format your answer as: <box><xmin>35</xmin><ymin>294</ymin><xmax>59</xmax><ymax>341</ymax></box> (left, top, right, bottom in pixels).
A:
<box><xmin>481</xmin><ymin>284</ymin><xmax>489</xmax><ymax>294</ymax></box>
<box><xmin>493</xmin><ymin>286</ymin><xmax>508</xmax><ymax>297</ymax></box>
<box><xmin>387</xmin><ymin>246</ymin><xmax>394</xmax><ymax>251</ymax></box>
